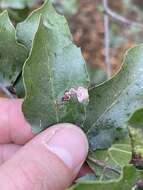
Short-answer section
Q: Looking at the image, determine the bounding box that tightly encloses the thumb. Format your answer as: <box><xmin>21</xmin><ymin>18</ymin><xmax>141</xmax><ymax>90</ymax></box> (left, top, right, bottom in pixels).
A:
<box><xmin>0</xmin><ymin>123</ymin><xmax>88</xmax><ymax>190</ymax></box>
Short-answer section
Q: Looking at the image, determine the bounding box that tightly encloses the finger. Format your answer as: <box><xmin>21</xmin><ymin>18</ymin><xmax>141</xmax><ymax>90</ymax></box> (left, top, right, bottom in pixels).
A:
<box><xmin>0</xmin><ymin>123</ymin><xmax>88</xmax><ymax>190</ymax></box>
<box><xmin>0</xmin><ymin>144</ymin><xmax>21</xmax><ymax>165</ymax></box>
<box><xmin>0</xmin><ymin>98</ymin><xmax>33</xmax><ymax>144</ymax></box>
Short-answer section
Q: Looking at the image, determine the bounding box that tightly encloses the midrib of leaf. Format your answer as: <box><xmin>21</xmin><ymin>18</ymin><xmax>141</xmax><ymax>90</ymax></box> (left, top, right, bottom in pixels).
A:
<box><xmin>82</xmin><ymin>106</ymin><xmax>87</xmax><ymax>128</ymax></box>
<box><xmin>87</xmin><ymin>77</ymin><xmax>141</xmax><ymax>134</ymax></box>
<box><xmin>47</xmin><ymin>54</ymin><xmax>59</xmax><ymax>123</ymax></box>
<box><xmin>110</xmin><ymin>148</ymin><xmax>131</xmax><ymax>155</ymax></box>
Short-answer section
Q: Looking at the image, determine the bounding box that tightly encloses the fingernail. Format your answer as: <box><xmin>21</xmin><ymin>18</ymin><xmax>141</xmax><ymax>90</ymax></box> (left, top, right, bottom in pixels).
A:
<box><xmin>46</xmin><ymin>124</ymin><xmax>89</xmax><ymax>171</ymax></box>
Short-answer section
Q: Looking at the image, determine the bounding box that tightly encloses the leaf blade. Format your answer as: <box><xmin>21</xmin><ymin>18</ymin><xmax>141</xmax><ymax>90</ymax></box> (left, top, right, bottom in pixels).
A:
<box><xmin>68</xmin><ymin>165</ymin><xmax>143</xmax><ymax>190</ymax></box>
<box><xmin>85</xmin><ymin>45</ymin><xmax>143</xmax><ymax>150</ymax></box>
<box><xmin>16</xmin><ymin>0</ymin><xmax>72</xmax><ymax>50</ymax></box>
<box><xmin>0</xmin><ymin>10</ymin><xmax>28</xmax><ymax>87</ymax></box>
<box><xmin>22</xmin><ymin>6</ymin><xmax>89</xmax><ymax>133</ymax></box>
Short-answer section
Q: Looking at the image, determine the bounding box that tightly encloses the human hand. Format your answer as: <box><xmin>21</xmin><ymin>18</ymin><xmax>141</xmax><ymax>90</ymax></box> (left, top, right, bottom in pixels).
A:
<box><xmin>0</xmin><ymin>98</ymin><xmax>89</xmax><ymax>190</ymax></box>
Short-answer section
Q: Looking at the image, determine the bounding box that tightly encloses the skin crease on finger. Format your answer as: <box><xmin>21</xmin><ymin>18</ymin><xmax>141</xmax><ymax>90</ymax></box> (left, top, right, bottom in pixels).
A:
<box><xmin>0</xmin><ymin>144</ymin><xmax>21</xmax><ymax>165</ymax></box>
<box><xmin>0</xmin><ymin>98</ymin><xmax>89</xmax><ymax>190</ymax></box>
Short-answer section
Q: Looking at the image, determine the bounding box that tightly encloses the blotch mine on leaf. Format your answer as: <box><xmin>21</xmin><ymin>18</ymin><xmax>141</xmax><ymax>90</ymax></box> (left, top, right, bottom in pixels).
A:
<box><xmin>62</xmin><ymin>87</ymin><xmax>89</xmax><ymax>103</ymax></box>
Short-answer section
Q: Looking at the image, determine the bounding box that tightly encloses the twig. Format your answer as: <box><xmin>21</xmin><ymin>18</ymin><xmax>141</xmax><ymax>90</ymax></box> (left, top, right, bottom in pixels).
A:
<box><xmin>88</xmin><ymin>156</ymin><xmax>121</xmax><ymax>175</ymax></box>
<box><xmin>102</xmin><ymin>0</ymin><xmax>143</xmax><ymax>79</ymax></box>
<box><xmin>103</xmin><ymin>0</ymin><xmax>112</xmax><ymax>78</ymax></box>
<box><xmin>103</xmin><ymin>0</ymin><xmax>143</xmax><ymax>28</ymax></box>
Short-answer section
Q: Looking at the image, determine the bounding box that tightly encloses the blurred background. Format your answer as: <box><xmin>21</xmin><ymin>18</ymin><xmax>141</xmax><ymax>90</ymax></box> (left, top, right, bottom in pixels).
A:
<box><xmin>1</xmin><ymin>0</ymin><xmax>143</xmax><ymax>85</ymax></box>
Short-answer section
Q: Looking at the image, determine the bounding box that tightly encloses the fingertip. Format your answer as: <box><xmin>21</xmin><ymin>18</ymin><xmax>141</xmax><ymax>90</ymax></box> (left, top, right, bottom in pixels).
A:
<box><xmin>40</xmin><ymin>123</ymin><xmax>89</xmax><ymax>173</ymax></box>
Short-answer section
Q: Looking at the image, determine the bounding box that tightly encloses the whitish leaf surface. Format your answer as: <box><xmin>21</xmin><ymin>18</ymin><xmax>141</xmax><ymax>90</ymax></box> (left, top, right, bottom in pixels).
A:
<box><xmin>0</xmin><ymin>11</ymin><xmax>28</xmax><ymax>87</ymax></box>
<box><xmin>16</xmin><ymin>0</ymin><xmax>72</xmax><ymax>50</ymax></box>
<box><xmin>85</xmin><ymin>45</ymin><xmax>143</xmax><ymax>150</ymax></box>
<box><xmin>68</xmin><ymin>165</ymin><xmax>143</xmax><ymax>190</ymax></box>
<box><xmin>22</xmin><ymin>14</ymin><xmax>89</xmax><ymax>133</ymax></box>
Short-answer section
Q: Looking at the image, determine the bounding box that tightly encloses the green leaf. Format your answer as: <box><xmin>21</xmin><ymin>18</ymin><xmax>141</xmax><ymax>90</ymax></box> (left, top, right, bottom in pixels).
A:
<box><xmin>129</xmin><ymin>109</ymin><xmax>143</xmax><ymax>127</ymax></box>
<box><xmin>0</xmin><ymin>11</ymin><xmax>28</xmax><ymax>87</ymax></box>
<box><xmin>16</xmin><ymin>0</ymin><xmax>72</xmax><ymax>50</ymax></box>
<box><xmin>85</xmin><ymin>45</ymin><xmax>143</xmax><ymax>150</ymax></box>
<box><xmin>88</xmin><ymin>136</ymin><xmax>132</xmax><ymax>181</ymax></box>
<box><xmin>76</xmin><ymin>174</ymin><xmax>97</xmax><ymax>183</ymax></box>
<box><xmin>22</xmin><ymin>12</ymin><xmax>89</xmax><ymax>133</ymax></box>
<box><xmin>108</xmin><ymin>143</ymin><xmax>132</xmax><ymax>167</ymax></box>
<box><xmin>128</xmin><ymin>109</ymin><xmax>143</xmax><ymax>168</ymax></box>
<box><xmin>68</xmin><ymin>165</ymin><xmax>143</xmax><ymax>190</ymax></box>
<box><xmin>0</xmin><ymin>0</ymin><xmax>39</xmax><ymax>9</ymax></box>
<box><xmin>88</xmin><ymin>150</ymin><xmax>121</xmax><ymax>182</ymax></box>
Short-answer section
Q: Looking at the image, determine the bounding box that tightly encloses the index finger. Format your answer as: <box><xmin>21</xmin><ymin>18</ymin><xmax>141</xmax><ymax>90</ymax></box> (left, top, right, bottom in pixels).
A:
<box><xmin>0</xmin><ymin>98</ymin><xmax>33</xmax><ymax>144</ymax></box>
